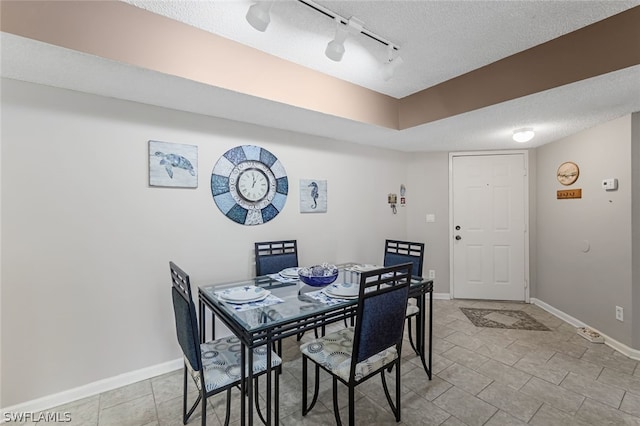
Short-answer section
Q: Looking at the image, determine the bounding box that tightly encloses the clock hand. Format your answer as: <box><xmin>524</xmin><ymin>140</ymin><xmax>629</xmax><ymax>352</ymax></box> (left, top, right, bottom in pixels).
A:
<box><xmin>558</xmin><ymin>172</ymin><xmax>577</xmax><ymax>178</ymax></box>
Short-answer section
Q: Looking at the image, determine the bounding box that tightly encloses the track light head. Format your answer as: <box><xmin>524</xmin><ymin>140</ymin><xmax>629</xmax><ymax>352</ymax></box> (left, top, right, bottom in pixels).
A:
<box><xmin>382</xmin><ymin>45</ymin><xmax>403</xmax><ymax>81</ymax></box>
<box><xmin>325</xmin><ymin>18</ymin><xmax>349</xmax><ymax>62</ymax></box>
<box><xmin>382</xmin><ymin>55</ymin><xmax>403</xmax><ymax>81</ymax></box>
<box><xmin>246</xmin><ymin>1</ymin><xmax>272</xmax><ymax>32</ymax></box>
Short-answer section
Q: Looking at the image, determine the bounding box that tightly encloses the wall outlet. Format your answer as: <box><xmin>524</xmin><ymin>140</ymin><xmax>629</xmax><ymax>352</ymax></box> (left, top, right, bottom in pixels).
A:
<box><xmin>616</xmin><ymin>306</ymin><xmax>624</xmax><ymax>322</ymax></box>
<box><xmin>428</xmin><ymin>270</ymin><xmax>435</xmax><ymax>279</ymax></box>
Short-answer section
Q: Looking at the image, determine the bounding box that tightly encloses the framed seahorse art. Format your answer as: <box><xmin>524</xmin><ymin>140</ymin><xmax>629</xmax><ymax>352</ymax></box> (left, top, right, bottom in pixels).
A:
<box><xmin>149</xmin><ymin>140</ymin><xmax>198</xmax><ymax>188</ymax></box>
<box><xmin>300</xmin><ymin>179</ymin><xmax>327</xmax><ymax>213</ymax></box>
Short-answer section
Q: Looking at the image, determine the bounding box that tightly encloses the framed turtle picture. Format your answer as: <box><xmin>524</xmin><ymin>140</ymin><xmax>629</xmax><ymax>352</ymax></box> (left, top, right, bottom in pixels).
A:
<box><xmin>300</xmin><ymin>179</ymin><xmax>327</xmax><ymax>213</ymax></box>
<box><xmin>149</xmin><ymin>140</ymin><xmax>198</xmax><ymax>188</ymax></box>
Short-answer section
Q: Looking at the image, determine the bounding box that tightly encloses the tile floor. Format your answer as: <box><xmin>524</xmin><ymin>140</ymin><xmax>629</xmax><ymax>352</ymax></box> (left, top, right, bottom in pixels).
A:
<box><xmin>18</xmin><ymin>299</ymin><xmax>640</xmax><ymax>425</ymax></box>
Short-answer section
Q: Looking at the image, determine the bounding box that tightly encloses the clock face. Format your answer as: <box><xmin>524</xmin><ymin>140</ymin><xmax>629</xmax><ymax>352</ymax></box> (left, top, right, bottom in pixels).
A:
<box><xmin>238</xmin><ymin>168</ymin><xmax>269</xmax><ymax>202</ymax></box>
<box><xmin>557</xmin><ymin>162</ymin><xmax>579</xmax><ymax>186</ymax></box>
<box><xmin>211</xmin><ymin>145</ymin><xmax>288</xmax><ymax>225</ymax></box>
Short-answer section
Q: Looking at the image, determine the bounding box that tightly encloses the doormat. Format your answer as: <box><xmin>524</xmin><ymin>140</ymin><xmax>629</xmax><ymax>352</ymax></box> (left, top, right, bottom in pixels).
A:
<box><xmin>460</xmin><ymin>308</ymin><xmax>551</xmax><ymax>331</ymax></box>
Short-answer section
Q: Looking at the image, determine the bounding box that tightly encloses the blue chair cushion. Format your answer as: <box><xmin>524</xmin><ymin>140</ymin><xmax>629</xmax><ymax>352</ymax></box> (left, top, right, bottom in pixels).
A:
<box><xmin>257</xmin><ymin>253</ymin><xmax>298</xmax><ymax>276</ymax></box>
<box><xmin>384</xmin><ymin>252</ymin><xmax>421</xmax><ymax>277</ymax></box>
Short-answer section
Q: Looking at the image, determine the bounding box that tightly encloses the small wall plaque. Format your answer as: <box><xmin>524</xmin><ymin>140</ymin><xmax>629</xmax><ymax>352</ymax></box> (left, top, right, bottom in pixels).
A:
<box><xmin>557</xmin><ymin>189</ymin><xmax>582</xmax><ymax>199</ymax></box>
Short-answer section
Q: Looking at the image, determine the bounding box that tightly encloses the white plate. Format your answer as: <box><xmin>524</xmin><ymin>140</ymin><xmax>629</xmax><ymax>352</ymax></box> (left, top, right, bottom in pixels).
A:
<box><xmin>350</xmin><ymin>264</ymin><xmax>382</xmax><ymax>272</ymax></box>
<box><xmin>324</xmin><ymin>282</ymin><xmax>359</xmax><ymax>298</ymax></box>
<box><xmin>322</xmin><ymin>290</ymin><xmax>358</xmax><ymax>300</ymax></box>
<box><xmin>221</xmin><ymin>292</ymin><xmax>270</xmax><ymax>304</ymax></box>
<box><xmin>279</xmin><ymin>267</ymin><xmax>300</xmax><ymax>278</ymax></box>
<box><xmin>219</xmin><ymin>286</ymin><xmax>270</xmax><ymax>302</ymax></box>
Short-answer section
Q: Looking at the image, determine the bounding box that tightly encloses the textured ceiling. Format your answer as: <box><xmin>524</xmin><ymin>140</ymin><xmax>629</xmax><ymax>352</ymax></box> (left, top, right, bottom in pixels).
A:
<box><xmin>123</xmin><ymin>0</ymin><xmax>636</xmax><ymax>98</ymax></box>
<box><xmin>2</xmin><ymin>1</ymin><xmax>640</xmax><ymax>152</ymax></box>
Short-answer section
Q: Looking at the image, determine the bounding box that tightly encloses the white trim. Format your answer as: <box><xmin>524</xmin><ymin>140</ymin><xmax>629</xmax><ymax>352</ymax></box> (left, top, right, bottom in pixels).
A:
<box><xmin>1</xmin><ymin>358</ymin><xmax>182</xmax><ymax>419</ymax></box>
<box><xmin>449</xmin><ymin>150</ymin><xmax>530</xmax><ymax>302</ymax></box>
<box><xmin>531</xmin><ymin>298</ymin><xmax>640</xmax><ymax>361</ymax></box>
<box><xmin>433</xmin><ymin>292</ymin><xmax>451</xmax><ymax>300</ymax></box>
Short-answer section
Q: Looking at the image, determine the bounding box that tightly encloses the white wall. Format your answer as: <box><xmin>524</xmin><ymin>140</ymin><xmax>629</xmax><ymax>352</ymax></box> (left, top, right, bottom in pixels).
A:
<box><xmin>4</xmin><ymin>77</ymin><xmax>636</xmax><ymax>409</ymax></box>
<box><xmin>535</xmin><ymin>115</ymin><xmax>633</xmax><ymax>345</ymax></box>
<box><xmin>406</xmin><ymin>152</ymin><xmax>451</xmax><ymax>294</ymax></box>
<box><xmin>632</xmin><ymin>113</ymin><xmax>640</xmax><ymax>350</ymax></box>
<box><xmin>0</xmin><ymin>79</ymin><xmax>411</xmax><ymax>407</ymax></box>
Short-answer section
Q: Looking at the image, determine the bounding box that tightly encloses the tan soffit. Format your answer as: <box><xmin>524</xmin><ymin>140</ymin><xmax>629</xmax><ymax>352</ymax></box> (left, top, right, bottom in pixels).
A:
<box><xmin>1</xmin><ymin>1</ymin><xmax>639</xmax><ymax>131</ymax></box>
<box><xmin>399</xmin><ymin>6</ymin><xmax>640</xmax><ymax>129</ymax></box>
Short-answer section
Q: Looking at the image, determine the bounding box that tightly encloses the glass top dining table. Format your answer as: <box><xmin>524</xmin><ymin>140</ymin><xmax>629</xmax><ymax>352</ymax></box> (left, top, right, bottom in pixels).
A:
<box><xmin>197</xmin><ymin>262</ymin><xmax>433</xmax><ymax>425</ymax></box>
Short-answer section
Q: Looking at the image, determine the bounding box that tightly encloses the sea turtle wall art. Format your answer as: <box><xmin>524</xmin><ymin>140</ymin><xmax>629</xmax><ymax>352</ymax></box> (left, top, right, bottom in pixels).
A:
<box><xmin>149</xmin><ymin>140</ymin><xmax>198</xmax><ymax>188</ymax></box>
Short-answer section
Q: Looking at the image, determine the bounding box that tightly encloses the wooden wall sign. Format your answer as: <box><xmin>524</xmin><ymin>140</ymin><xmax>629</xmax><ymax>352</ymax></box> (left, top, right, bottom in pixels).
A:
<box><xmin>557</xmin><ymin>189</ymin><xmax>582</xmax><ymax>199</ymax></box>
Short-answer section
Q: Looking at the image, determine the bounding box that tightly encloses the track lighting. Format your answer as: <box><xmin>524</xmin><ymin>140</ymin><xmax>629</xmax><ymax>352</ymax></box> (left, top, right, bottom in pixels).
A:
<box><xmin>382</xmin><ymin>45</ymin><xmax>404</xmax><ymax>81</ymax></box>
<box><xmin>245</xmin><ymin>0</ymin><xmax>400</xmax><ymax>78</ymax></box>
<box><xmin>325</xmin><ymin>18</ymin><xmax>348</xmax><ymax>62</ymax></box>
<box><xmin>513</xmin><ymin>128</ymin><xmax>535</xmax><ymax>143</ymax></box>
<box><xmin>246</xmin><ymin>1</ymin><xmax>272</xmax><ymax>32</ymax></box>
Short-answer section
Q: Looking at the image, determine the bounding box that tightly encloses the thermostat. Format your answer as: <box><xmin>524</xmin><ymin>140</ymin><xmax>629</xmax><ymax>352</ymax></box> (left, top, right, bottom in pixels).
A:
<box><xmin>602</xmin><ymin>178</ymin><xmax>618</xmax><ymax>191</ymax></box>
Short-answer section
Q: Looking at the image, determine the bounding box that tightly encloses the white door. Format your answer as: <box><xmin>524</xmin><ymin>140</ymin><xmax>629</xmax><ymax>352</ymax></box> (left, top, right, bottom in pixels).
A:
<box><xmin>451</xmin><ymin>153</ymin><xmax>528</xmax><ymax>301</ymax></box>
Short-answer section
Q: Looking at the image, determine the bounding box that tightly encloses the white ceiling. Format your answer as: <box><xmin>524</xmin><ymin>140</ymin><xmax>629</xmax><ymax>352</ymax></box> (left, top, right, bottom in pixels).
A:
<box><xmin>2</xmin><ymin>0</ymin><xmax>640</xmax><ymax>152</ymax></box>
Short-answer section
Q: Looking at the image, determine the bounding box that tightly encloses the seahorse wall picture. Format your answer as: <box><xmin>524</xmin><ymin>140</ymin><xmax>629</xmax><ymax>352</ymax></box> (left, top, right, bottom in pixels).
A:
<box><xmin>149</xmin><ymin>140</ymin><xmax>198</xmax><ymax>188</ymax></box>
<box><xmin>300</xmin><ymin>179</ymin><xmax>327</xmax><ymax>213</ymax></box>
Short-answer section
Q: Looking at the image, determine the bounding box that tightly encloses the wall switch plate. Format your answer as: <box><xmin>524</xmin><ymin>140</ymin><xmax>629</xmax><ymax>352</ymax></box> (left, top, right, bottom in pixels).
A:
<box><xmin>426</xmin><ymin>214</ymin><xmax>435</xmax><ymax>223</ymax></box>
<box><xmin>428</xmin><ymin>270</ymin><xmax>435</xmax><ymax>279</ymax></box>
<box><xmin>602</xmin><ymin>178</ymin><xmax>618</xmax><ymax>191</ymax></box>
<box><xmin>616</xmin><ymin>306</ymin><xmax>624</xmax><ymax>321</ymax></box>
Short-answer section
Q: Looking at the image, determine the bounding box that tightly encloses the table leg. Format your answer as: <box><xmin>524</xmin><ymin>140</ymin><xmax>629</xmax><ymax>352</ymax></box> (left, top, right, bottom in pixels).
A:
<box><xmin>239</xmin><ymin>342</ymin><xmax>246</xmax><ymax>426</ymax></box>
<box><xmin>417</xmin><ymin>290</ymin><xmax>432</xmax><ymax>379</ymax></box>
<box><xmin>428</xmin><ymin>289</ymin><xmax>433</xmax><ymax>379</ymax></box>
<box><xmin>266</xmin><ymin>338</ymin><xmax>273</xmax><ymax>425</ymax></box>
<box><xmin>247</xmin><ymin>345</ymin><xmax>254</xmax><ymax>426</ymax></box>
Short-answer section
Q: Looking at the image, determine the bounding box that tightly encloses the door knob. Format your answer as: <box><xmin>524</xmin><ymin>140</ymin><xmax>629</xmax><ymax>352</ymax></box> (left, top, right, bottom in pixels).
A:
<box><xmin>455</xmin><ymin>235</ymin><xmax>462</xmax><ymax>240</ymax></box>
<box><xmin>455</xmin><ymin>225</ymin><xmax>461</xmax><ymax>230</ymax></box>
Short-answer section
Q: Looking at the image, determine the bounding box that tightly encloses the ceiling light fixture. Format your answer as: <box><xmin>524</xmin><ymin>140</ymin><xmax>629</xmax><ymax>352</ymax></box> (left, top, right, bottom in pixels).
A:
<box><xmin>325</xmin><ymin>17</ymin><xmax>349</xmax><ymax>62</ymax></box>
<box><xmin>382</xmin><ymin>45</ymin><xmax>404</xmax><ymax>81</ymax></box>
<box><xmin>512</xmin><ymin>128</ymin><xmax>535</xmax><ymax>143</ymax></box>
<box><xmin>246</xmin><ymin>1</ymin><xmax>272</xmax><ymax>32</ymax></box>
<box><xmin>246</xmin><ymin>0</ymin><xmax>401</xmax><ymax>77</ymax></box>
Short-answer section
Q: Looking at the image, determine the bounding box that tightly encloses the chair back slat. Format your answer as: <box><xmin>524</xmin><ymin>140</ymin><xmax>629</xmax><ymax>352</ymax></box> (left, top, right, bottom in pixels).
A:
<box><xmin>170</xmin><ymin>262</ymin><xmax>202</xmax><ymax>372</ymax></box>
<box><xmin>255</xmin><ymin>240</ymin><xmax>298</xmax><ymax>276</ymax></box>
<box><xmin>383</xmin><ymin>239</ymin><xmax>425</xmax><ymax>277</ymax></box>
<box><xmin>352</xmin><ymin>263</ymin><xmax>411</xmax><ymax>364</ymax></box>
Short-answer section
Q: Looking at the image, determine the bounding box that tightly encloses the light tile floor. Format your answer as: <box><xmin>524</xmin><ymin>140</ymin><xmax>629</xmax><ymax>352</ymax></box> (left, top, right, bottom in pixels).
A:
<box><xmin>19</xmin><ymin>299</ymin><xmax>640</xmax><ymax>425</ymax></box>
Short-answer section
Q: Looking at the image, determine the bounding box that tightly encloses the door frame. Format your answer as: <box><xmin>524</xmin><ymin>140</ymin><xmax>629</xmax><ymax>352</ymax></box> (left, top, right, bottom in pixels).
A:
<box><xmin>448</xmin><ymin>150</ymin><xmax>530</xmax><ymax>302</ymax></box>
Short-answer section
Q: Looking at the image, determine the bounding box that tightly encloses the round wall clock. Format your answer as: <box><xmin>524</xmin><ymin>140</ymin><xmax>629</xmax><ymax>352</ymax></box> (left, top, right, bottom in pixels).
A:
<box><xmin>211</xmin><ymin>145</ymin><xmax>288</xmax><ymax>225</ymax></box>
<box><xmin>557</xmin><ymin>161</ymin><xmax>580</xmax><ymax>186</ymax></box>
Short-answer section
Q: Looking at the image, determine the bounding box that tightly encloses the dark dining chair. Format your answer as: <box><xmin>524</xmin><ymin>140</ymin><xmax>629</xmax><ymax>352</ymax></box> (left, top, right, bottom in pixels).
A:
<box><xmin>254</xmin><ymin>239</ymin><xmax>312</xmax><ymax>340</ymax></box>
<box><xmin>254</xmin><ymin>240</ymin><xmax>298</xmax><ymax>276</ymax></box>
<box><xmin>300</xmin><ymin>263</ymin><xmax>412</xmax><ymax>426</ymax></box>
<box><xmin>169</xmin><ymin>262</ymin><xmax>281</xmax><ymax>426</ymax></box>
<box><xmin>383</xmin><ymin>239</ymin><xmax>425</xmax><ymax>355</ymax></box>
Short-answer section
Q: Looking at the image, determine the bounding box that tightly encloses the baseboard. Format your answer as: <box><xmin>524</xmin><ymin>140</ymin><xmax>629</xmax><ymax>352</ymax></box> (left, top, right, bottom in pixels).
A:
<box><xmin>1</xmin><ymin>358</ymin><xmax>182</xmax><ymax>420</ymax></box>
<box><xmin>530</xmin><ymin>298</ymin><xmax>588</xmax><ymax>328</ymax></box>
<box><xmin>433</xmin><ymin>292</ymin><xmax>450</xmax><ymax>300</ymax></box>
<box><xmin>531</xmin><ymin>298</ymin><xmax>640</xmax><ymax>361</ymax></box>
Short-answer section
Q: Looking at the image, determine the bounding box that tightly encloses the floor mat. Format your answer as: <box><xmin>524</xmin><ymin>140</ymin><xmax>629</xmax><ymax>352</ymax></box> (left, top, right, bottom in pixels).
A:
<box><xmin>460</xmin><ymin>307</ymin><xmax>551</xmax><ymax>331</ymax></box>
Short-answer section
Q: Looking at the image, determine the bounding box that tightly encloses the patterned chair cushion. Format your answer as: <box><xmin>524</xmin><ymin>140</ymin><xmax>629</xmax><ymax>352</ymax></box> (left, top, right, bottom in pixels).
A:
<box><xmin>300</xmin><ymin>327</ymin><xmax>398</xmax><ymax>382</ymax></box>
<box><xmin>186</xmin><ymin>336</ymin><xmax>282</xmax><ymax>392</ymax></box>
<box><xmin>406</xmin><ymin>304</ymin><xmax>419</xmax><ymax>317</ymax></box>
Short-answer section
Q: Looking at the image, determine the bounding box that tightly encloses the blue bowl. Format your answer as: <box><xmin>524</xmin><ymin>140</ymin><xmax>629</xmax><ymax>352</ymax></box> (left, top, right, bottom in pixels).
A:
<box><xmin>298</xmin><ymin>266</ymin><xmax>339</xmax><ymax>287</ymax></box>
